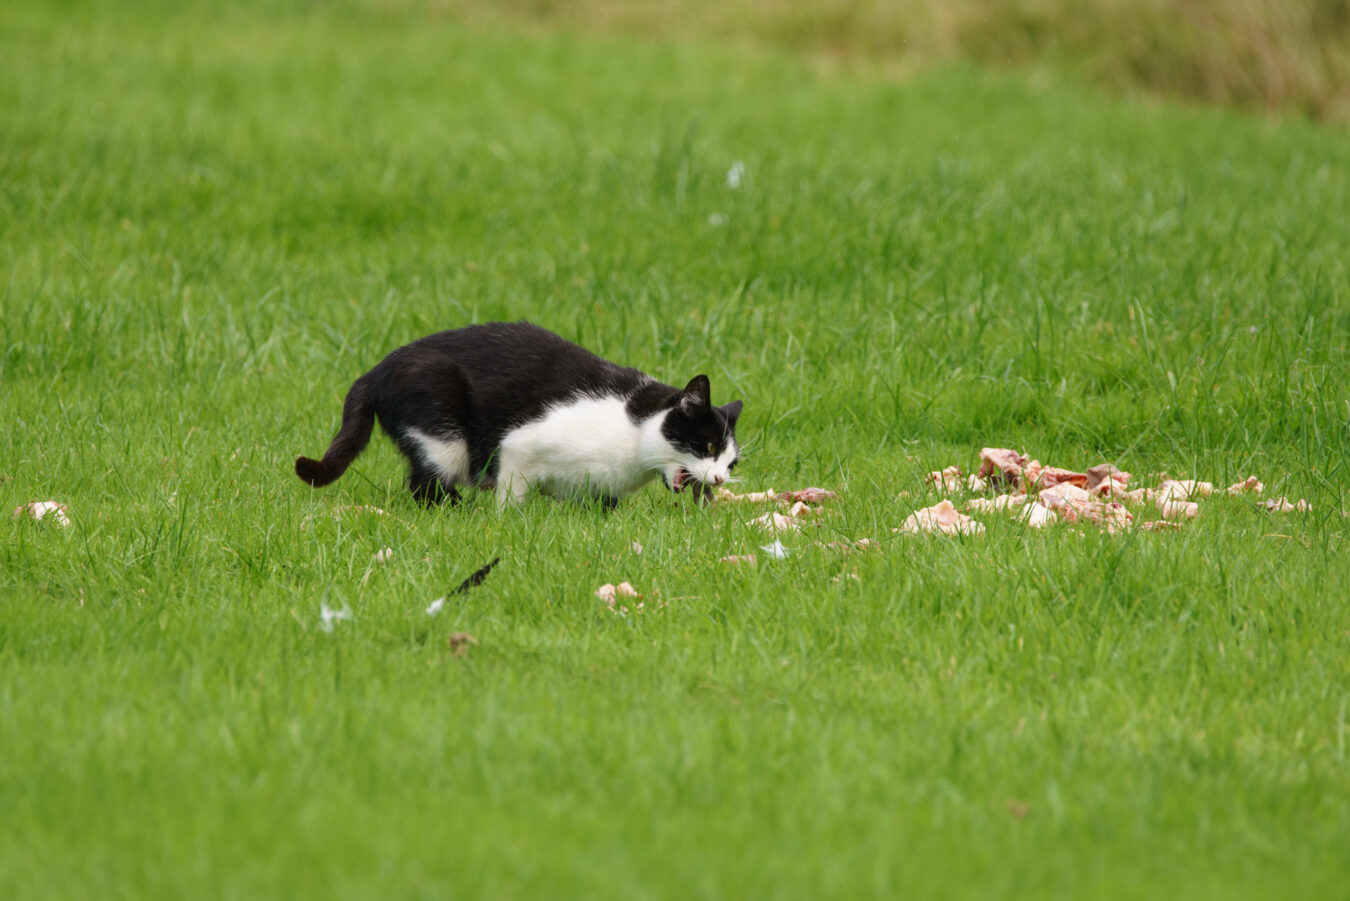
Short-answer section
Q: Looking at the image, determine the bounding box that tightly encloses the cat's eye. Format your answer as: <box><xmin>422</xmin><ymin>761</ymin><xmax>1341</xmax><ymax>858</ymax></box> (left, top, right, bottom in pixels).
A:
<box><xmin>706</xmin><ymin>442</ymin><xmax>715</xmax><ymax>456</ymax></box>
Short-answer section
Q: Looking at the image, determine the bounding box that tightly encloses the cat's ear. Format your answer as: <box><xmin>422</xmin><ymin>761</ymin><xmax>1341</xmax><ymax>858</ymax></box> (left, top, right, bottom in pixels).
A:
<box><xmin>721</xmin><ymin>400</ymin><xmax>743</xmax><ymax>430</ymax></box>
<box><xmin>680</xmin><ymin>375</ymin><xmax>711</xmax><ymax>412</ymax></box>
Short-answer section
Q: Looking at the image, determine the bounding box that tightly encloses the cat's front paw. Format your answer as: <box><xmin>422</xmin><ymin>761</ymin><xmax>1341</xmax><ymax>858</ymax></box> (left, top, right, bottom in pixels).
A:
<box><xmin>688</xmin><ymin>480</ymin><xmax>715</xmax><ymax>505</ymax></box>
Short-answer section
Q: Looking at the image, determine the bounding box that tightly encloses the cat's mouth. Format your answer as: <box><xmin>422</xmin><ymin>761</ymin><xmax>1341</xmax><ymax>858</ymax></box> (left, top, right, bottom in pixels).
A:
<box><xmin>665</xmin><ymin>467</ymin><xmax>715</xmax><ymax>504</ymax></box>
<box><xmin>668</xmin><ymin>468</ymin><xmax>694</xmax><ymax>492</ymax></box>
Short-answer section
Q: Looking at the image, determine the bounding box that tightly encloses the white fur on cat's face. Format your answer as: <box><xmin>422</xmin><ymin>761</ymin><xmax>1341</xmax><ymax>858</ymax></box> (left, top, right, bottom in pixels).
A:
<box><xmin>660</xmin><ymin>438</ymin><xmax>739</xmax><ymax>493</ymax></box>
<box><xmin>654</xmin><ymin>386</ymin><xmax>741</xmax><ymax>495</ymax></box>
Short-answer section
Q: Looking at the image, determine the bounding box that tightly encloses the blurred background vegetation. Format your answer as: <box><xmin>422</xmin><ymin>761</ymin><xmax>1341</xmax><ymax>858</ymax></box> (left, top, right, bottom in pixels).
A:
<box><xmin>405</xmin><ymin>0</ymin><xmax>1350</xmax><ymax>121</ymax></box>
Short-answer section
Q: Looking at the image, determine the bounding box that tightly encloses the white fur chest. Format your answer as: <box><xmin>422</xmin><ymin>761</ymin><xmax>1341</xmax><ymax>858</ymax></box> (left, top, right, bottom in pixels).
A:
<box><xmin>497</xmin><ymin>395</ymin><xmax>658</xmax><ymax>500</ymax></box>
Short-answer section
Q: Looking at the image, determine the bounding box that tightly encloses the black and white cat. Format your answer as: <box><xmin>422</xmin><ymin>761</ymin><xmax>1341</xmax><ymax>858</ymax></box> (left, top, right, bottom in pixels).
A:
<box><xmin>295</xmin><ymin>321</ymin><xmax>742</xmax><ymax>507</ymax></box>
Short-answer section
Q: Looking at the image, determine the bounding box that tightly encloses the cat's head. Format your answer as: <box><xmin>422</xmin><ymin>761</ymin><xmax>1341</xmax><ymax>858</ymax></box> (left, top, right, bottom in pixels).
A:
<box><xmin>659</xmin><ymin>375</ymin><xmax>742</xmax><ymax>494</ymax></box>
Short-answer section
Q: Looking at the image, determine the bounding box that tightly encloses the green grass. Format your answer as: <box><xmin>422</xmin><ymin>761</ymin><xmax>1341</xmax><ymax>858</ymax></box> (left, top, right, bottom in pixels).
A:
<box><xmin>3</xmin><ymin>2</ymin><xmax>1350</xmax><ymax>898</ymax></box>
<box><xmin>431</xmin><ymin>0</ymin><xmax>1350</xmax><ymax>121</ymax></box>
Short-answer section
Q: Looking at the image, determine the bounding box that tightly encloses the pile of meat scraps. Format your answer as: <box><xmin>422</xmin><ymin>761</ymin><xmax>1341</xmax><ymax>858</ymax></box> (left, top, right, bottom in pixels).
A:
<box><xmin>718</xmin><ymin>487</ymin><xmax>837</xmax><ymax>534</ymax></box>
<box><xmin>712</xmin><ymin>486</ymin><xmax>854</xmax><ymax>564</ymax></box>
<box><xmin>903</xmin><ymin>447</ymin><xmax>1307</xmax><ymax>537</ymax></box>
<box><xmin>718</xmin><ymin>486</ymin><xmax>837</xmax><ymax>506</ymax></box>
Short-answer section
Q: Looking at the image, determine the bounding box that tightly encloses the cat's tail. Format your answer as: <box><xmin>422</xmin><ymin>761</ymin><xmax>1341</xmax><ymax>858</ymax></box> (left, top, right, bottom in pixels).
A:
<box><xmin>295</xmin><ymin>376</ymin><xmax>376</xmax><ymax>488</ymax></box>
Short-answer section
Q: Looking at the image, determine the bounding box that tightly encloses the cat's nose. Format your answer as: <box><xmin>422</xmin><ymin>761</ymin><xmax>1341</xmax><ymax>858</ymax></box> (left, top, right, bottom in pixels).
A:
<box><xmin>713</xmin><ymin>475</ymin><xmax>726</xmax><ymax>485</ymax></box>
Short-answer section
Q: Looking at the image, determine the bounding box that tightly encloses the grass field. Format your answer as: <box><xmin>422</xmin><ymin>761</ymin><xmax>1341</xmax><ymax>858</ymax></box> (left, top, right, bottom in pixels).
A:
<box><xmin>436</xmin><ymin>0</ymin><xmax>1350</xmax><ymax>120</ymax></box>
<box><xmin>3</xmin><ymin>1</ymin><xmax>1350</xmax><ymax>897</ymax></box>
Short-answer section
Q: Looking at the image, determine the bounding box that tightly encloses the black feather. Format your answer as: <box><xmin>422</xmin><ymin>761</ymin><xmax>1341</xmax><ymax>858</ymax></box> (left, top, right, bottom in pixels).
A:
<box><xmin>453</xmin><ymin>556</ymin><xmax>500</xmax><ymax>595</ymax></box>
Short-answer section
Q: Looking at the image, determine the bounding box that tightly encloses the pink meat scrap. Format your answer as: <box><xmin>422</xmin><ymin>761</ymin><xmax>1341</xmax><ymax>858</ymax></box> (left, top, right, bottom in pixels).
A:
<box><xmin>1019</xmin><ymin>503</ymin><xmax>1057</xmax><ymax>528</ymax></box>
<box><xmin>925</xmin><ymin>468</ymin><xmax>990</xmax><ymax>494</ymax></box>
<box><xmin>1085</xmin><ymin>464</ymin><xmax>1131</xmax><ymax>496</ymax></box>
<box><xmin>716</xmin><ymin>488</ymin><xmax>780</xmax><ymax>503</ymax></box>
<box><xmin>1263</xmin><ymin>497</ymin><xmax>1310</xmax><ymax>513</ymax></box>
<box><xmin>1024</xmin><ymin>462</ymin><xmax>1089</xmax><ymax>490</ymax></box>
<box><xmin>746</xmin><ymin>512</ymin><xmax>800</xmax><ymax>532</ymax></box>
<box><xmin>1119</xmin><ymin>488</ymin><xmax>1156</xmax><ymax>505</ymax></box>
<box><xmin>1039</xmin><ymin>485</ymin><xmax>1093</xmax><ymax>506</ymax></box>
<box><xmin>1226</xmin><ymin>477</ymin><xmax>1264</xmax><ymax>495</ymax></box>
<box><xmin>1158</xmin><ymin>480</ymin><xmax>1214</xmax><ymax>502</ymax></box>
<box><xmin>716</xmin><ymin>487</ymin><xmax>838</xmax><ymax>505</ymax></box>
<box><xmin>1058</xmin><ymin>500</ymin><xmax>1133</xmax><ymax>533</ymax></box>
<box><xmin>779</xmin><ymin>487</ymin><xmax>838</xmax><ymax>504</ymax></box>
<box><xmin>925</xmin><ymin>466</ymin><xmax>965</xmax><ymax>494</ymax></box>
<box><xmin>595</xmin><ymin>581</ymin><xmax>639</xmax><ymax>604</ymax></box>
<box><xmin>12</xmin><ymin>501</ymin><xmax>71</xmax><ymax>526</ymax></box>
<box><xmin>978</xmin><ymin>448</ymin><xmax>1029</xmax><ymax>490</ymax></box>
<box><xmin>596</xmin><ymin>581</ymin><xmax>651</xmax><ymax>616</ymax></box>
<box><xmin>967</xmin><ymin>494</ymin><xmax>1029</xmax><ymax>513</ymax></box>
<box><xmin>1157</xmin><ymin>497</ymin><xmax>1200</xmax><ymax>520</ymax></box>
<box><xmin>894</xmin><ymin>500</ymin><xmax>985</xmax><ymax>536</ymax></box>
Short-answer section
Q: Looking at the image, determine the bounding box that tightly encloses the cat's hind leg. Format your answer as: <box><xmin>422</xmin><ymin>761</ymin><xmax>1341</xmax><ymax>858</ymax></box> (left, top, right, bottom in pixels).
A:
<box><xmin>402</xmin><ymin>429</ymin><xmax>471</xmax><ymax>507</ymax></box>
<box><xmin>409</xmin><ymin>462</ymin><xmax>461</xmax><ymax>507</ymax></box>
